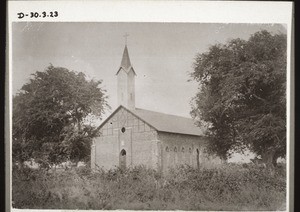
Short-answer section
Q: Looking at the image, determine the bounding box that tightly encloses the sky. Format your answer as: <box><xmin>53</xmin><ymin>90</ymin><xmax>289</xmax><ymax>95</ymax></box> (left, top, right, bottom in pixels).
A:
<box><xmin>12</xmin><ymin>22</ymin><xmax>286</xmax><ymax>162</ymax></box>
<box><xmin>12</xmin><ymin>22</ymin><xmax>286</xmax><ymax>118</ymax></box>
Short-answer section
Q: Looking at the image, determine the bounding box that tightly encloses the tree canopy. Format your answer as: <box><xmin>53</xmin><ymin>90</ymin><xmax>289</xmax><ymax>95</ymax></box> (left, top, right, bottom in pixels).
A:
<box><xmin>13</xmin><ymin>65</ymin><xmax>108</xmax><ymax>168</ymax></box>
<box><xmin>190</xmin><ymin>30</ymin><xmax>287</xmax><ymax>168</ymax></box>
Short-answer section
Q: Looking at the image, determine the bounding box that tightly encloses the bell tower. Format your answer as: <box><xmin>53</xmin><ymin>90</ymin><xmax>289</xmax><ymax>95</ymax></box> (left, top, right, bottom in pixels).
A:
<box><xmin>116</xmin><ymin>44</ymin><xmax>136</xmax><ymax>110</ymax></box>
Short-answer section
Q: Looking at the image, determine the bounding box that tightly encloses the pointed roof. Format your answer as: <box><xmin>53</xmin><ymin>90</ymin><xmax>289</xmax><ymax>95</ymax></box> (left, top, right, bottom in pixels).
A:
<box><xmin>98</xmin><ymin>106</ymin><xmax>205</xmax><ymax>137</ymax></box>
<box><xmin>121</xmin><ymin>45</ymin><xmax>131</xmax><ymax>69</ymax></box>
<box><xmin>116</xmin><ymin>45</ymin><xmax>136</xmax><ymax>75</ymax></box>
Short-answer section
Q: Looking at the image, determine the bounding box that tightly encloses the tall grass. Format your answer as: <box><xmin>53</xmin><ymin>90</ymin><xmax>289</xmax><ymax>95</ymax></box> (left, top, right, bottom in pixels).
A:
<box><xmin>12</xmin><ymin>163</ymin><xmax>286</xmax><ymax>210</ymax></box>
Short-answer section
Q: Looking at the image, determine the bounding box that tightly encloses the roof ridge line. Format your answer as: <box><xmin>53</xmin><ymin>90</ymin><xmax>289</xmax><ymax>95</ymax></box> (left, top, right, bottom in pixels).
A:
<box><xmin>134</xmin><ymin>107</ymin><xmax>193</xmax><ymax>120</ymax></box>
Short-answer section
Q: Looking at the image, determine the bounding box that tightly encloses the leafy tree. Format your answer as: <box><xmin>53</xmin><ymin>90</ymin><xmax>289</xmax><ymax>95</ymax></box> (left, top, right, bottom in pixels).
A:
<box><xmin>190</xmin><ymin>30</ymin><xmax>286</xmax><ymax>169</ymax></box>
<box><xmin>13</xmin><ymin>65</ymin><xmax>108</xmax><ymax>168</ymax></box>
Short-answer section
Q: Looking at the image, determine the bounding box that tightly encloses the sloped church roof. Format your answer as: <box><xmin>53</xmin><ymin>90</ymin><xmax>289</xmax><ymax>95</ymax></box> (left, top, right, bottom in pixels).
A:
<box><xmin>133</xmin><ymin>107</ymin><xmax>205</xmax><ymax>136</ymax></box>
<box><xmin>99</xmin><ymin>106</ymin><xmax>205</xmax><ymax>136</ymax></box>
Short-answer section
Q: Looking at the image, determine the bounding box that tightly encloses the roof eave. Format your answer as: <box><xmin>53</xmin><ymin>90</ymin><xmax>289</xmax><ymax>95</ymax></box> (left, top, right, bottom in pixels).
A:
<box><xmin>97</xmin><ymin>105</ymin><xmax>158</xmax><ymax>132</ymax></box>
<box><xmin>96</xmin><ymin>105</ymin><xmax>123</xmax><ymax>131</ymax></box>
<box><xmin>116</xmin><ymin>66</ymin><xmax>136</xmax><ymax>76</ymax></box>
<box><xmin>157</xmin><ymin>130</ymin><xmax>205</xmax><ymax>137</ymax></box>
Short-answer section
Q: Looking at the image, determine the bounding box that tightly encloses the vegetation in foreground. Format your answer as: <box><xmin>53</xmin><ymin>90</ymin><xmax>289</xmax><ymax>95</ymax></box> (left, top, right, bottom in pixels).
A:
<box><xmin>12</xmin><ymin>164</ymin><xmax>286</xmax><ymax>211</ymax></box>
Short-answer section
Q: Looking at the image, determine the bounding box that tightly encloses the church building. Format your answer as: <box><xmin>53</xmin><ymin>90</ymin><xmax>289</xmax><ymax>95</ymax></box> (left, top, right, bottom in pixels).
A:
<box><xmin>91</xmin><ymin>45</ymin><xmax>222</xmax><ymax>172</ymax></box>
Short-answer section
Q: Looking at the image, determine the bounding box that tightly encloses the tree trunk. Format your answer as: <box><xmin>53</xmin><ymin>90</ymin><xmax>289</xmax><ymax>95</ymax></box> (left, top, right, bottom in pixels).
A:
<box><xmin>261</xmin><ymin>149</ymin><xmax>277</xmax><ymax>173</ymax></box>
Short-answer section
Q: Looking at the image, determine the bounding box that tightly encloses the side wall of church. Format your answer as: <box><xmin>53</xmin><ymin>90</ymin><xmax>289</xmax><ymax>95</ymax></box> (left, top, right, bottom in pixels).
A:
<box><xmin>157</xmin><ymin>132</ymin><xmax>222</xmax><ymax>172</ymax></box>
<box><xmin>91</xmin><ymin>107</ymin><xmax>159</xmax><ymax>170</ymax></box>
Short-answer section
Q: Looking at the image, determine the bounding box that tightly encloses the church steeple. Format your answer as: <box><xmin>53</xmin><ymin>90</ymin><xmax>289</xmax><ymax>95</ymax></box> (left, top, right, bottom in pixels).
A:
<box><xmin>116</xmin><ymin>45</ymin><xmax>136</xmax><ymax>76</ymax></box>
<box><xmin>120</xmin><ymin>45</ymin><xmax>131</xmax><ymax>70</ymax></box>
<box><xmin>116</xmin><ymin>44</ymin><xmax>136</xmax><ymax>110</ymax></box>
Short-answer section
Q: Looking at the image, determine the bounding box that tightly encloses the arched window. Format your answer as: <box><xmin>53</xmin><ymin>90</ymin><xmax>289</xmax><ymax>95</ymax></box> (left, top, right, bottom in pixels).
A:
<box><xmin>119</xmin><ymin>149</ymin><xmax>126</xmax><ymax>169</ymax></box>
<box><xmin>165</xmin><ymin>146</ymin><xmax>169</xmax><ymax>152</ymax></box>
<box><xmin>189</xmin><ymin>147</ymin><xmax>192</xmax><ymax>153</ymax></box>
<box><xmin>120</xmin><ymin>149</ymin><xmax>126</xmax><ymax>156</ymax></box>
<box><xmin>181</xmin><ymin>147</ymin><xmax>185</xmax><ymax>153</ymax></box>
<box><xmin>174</xmin><ymin>147</ymin><xmax>177</xmax><ymax>152</ymax></box>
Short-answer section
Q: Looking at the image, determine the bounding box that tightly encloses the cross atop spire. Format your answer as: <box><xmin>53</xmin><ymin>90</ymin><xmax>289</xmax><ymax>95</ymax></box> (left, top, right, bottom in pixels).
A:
<box><xmin>123</xmin><ymin>33</ymin><xmax>129</xmax><ymax>45</ymax></box>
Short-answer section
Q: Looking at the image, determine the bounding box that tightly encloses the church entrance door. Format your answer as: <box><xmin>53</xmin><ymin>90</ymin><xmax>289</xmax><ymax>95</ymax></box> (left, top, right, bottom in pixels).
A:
<box><xmin>120</xmin><ymin>149</ymin><xmax>127</xmax><ymax>169</ymax></box>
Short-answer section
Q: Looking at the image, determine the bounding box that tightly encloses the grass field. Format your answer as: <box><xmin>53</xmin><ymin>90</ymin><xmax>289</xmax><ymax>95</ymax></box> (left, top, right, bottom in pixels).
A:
<box><xmin>12</xmin><ymin>163</ymin><xmax>286</xmax><ymax>210</ymax></box>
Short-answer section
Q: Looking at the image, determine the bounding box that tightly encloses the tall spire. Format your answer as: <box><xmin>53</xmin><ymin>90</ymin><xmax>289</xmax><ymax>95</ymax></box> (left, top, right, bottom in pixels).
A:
<box><xmin>120</xmin><ymin>45</ymin><xmax>132</xmax><ymax>70</ymax></box>
<box><xmin>116</xmin><ymin>45</ymin><xmax>136</xmax><ymax>76</ymax></box>
<box><xmin>116</xmin><ymin>44</ymin><xmax>136</xmax><ymax>110</ymax></box>
<box><xmin>116</xmin><ymin>43</ymin><xmax>136</xmax><ymax>110</ymax></box>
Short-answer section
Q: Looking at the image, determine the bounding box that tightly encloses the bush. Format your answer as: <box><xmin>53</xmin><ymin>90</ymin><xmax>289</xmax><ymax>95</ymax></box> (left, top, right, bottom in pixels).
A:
<box><xmin>12</xmin><ymin>164</ymin><xmax>286</xmax><ymax>210</ymax></box>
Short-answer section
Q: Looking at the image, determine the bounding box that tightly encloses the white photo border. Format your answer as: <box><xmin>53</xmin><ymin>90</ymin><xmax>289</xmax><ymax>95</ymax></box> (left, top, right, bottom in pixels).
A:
<box><xmin>7</xmin><ymin>1</ymin><xmax>293</xmax><ymax>212</ymax></box>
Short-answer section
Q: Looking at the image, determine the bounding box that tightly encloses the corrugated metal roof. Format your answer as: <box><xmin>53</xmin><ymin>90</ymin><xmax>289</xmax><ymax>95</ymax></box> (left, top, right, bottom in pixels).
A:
<box><xmin>131</xmin><ymin>108</ymin><xmax>205</xmax><ymax>136</ymax></box>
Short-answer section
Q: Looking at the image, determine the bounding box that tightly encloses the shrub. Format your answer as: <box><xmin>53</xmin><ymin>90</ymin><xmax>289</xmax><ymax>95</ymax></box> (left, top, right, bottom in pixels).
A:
<box><xmin>12</xmin><ymin>163</ymin><xmax>286</xmax><ymax>210</ymax></box>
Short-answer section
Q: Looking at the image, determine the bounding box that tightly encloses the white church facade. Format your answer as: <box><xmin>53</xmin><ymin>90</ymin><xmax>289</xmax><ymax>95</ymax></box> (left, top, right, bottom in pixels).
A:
<box><xmin>91</xmin><ymin>45</ymin><xmax>222</xmax><ymax>172</ymax></box>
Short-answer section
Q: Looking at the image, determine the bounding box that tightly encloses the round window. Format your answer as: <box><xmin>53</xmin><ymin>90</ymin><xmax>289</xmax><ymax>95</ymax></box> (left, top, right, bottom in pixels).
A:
<box><xmin>121</xmin><ymin>127</ymin><xmax>126</xmax><ymax>133</ymax></box>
